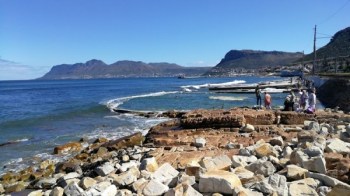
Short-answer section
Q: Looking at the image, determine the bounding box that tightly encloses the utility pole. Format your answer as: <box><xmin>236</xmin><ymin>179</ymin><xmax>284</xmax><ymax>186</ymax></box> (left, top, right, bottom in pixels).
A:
<box><xmin>312</xmin><ymin>25</ymin><xmax>317</xmax><ymax>75</ymax></box>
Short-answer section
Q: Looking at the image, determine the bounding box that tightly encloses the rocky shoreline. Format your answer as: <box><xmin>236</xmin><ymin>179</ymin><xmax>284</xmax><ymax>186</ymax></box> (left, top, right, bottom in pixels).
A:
<box><xmin>1</xmin><ymin>108</ymin><xmax>350</xmax><ymax>195</ymax></box>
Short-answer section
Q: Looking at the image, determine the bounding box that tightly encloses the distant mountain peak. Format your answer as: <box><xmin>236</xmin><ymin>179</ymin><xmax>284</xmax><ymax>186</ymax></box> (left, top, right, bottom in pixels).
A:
<box><xmin>205</xmin><ymin>49</ymin><xmax>302</xmax><ymax>76</ymax></box>
<box><xmin>39</xmin><ymin>60</ymin><xmax>211</xmax><ymax>79</ymax></box>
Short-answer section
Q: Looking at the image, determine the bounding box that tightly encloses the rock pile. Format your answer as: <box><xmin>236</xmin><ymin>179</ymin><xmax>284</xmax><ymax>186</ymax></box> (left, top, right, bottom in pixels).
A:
<box><xmin>1</xmin><ymin>108</ymin><xmax>350</xmax><ymax>195</ymax></box>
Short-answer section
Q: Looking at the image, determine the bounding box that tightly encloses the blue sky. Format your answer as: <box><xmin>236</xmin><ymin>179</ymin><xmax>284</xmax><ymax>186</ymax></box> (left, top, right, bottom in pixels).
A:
<box><xmin>1</xmin><ymin>0</ymin><xmax>349</xmax><ymax>80</ymax></box>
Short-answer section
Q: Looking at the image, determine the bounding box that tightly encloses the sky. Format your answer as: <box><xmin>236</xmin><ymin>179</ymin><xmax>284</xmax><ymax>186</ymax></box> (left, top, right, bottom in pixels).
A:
<box><xmin>1</xmin><ymin>0</ymin><xmax>350</xmax><ymax>80</ymax></box>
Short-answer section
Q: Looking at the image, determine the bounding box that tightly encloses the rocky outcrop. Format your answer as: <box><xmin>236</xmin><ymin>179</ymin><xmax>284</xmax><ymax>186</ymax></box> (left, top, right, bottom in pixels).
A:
<box><xmin>2</xmin><ymin>108</ymin><xmax>350</xmax><ymax>195</ymax></box>
<box><xmin>317</xmin><ymin>78</ymin><xmax>350</xmax><ymax>113</ymax></box>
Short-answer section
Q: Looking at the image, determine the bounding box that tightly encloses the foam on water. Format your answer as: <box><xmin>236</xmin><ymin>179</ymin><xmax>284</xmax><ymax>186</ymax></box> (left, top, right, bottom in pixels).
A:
<box><xmin>181</xmin><ymin>80</ymin><xmax>246</xmax><ymax>90</ymax></box>
<box><xmin>209</xmin><ymin>96</ymin><xmax>247</xmax><ymax>101</ymax></box>
<box><xmin>105</xmin><ymin>91</ymin><xmax>179</xmax><ymax>110</ymax></box>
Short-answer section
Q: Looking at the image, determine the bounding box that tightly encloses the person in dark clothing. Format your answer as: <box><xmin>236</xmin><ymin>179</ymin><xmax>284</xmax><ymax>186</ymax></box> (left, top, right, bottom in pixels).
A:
<box><xmin>255</xmin><ymin>85</ymin><xmax>262</xmax><ymax>107</ymax></box>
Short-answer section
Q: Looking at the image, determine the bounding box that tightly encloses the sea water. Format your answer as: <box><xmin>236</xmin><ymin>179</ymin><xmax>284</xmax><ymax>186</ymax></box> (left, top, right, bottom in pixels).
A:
<box><xmin>0</xmin><ymin>76</ymin><xmax>322</xmax><ymax>174</ymax></box>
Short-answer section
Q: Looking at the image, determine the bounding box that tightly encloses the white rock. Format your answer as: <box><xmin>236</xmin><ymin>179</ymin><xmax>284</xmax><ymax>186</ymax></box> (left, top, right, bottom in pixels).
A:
<box><xmin>61</xmin><ymin>172</ymin><xmax>80</xmax><ymax>180</ymax></box>
<box><xmin>152</xmin><ymin>163</ymin><xmax>179</xmax><ymax>186</ymax></box>
<box><xmin>317</xmin><ymin>186</ymin><xmax>331</xmax><ymax>196</ymax></box>
<box><xmin>119</xmin><ymin>161</ymin><xmax>138</xmax><ymax>172</ymax></box>
<box><xmin>305</xmin><ymin>121</ymin><xmax>320</xmax><ymax>132</ymax></box>
<box><xmin>289</xmin><ymin>183</ymin><xmax>318</xmax><ymax>196</ymax></box>
<box><xmin>132</xmin><ymin>178</ymin><xmax>148</xmax><ymax>193</ymax></box>
<box><xmin>49</xmin><ymin>187</ymin><xmax>64</xmax><ymax>196</ymax></box>
<box><xmin>282</xmin><ymin>146</ymin><xmax>293</xmax><ymax>158</ymax></box>
<box><xmin>178</xmin><ymin>173</ymin><xmax>196</xmax><ymax>186</ymax></box>
<box><xmin>268</xmin><ymin>174</ymin><xmax>288</xmax><ymax>196</ymax></box>
<box><xmin>251</xmin><ymin>180</ymin><xmax>275</xmax><ymax>195</ymax></box>
<box><xmin>231</xmin><ymin>166</ymin><xmax>254</xmax><ymax>180</ymax></box>
<box><xmin>116</xmin><ymin>189</ymin><xmax>133</xmax><ymax>196</ymax></box>
<box><xmin>94</xmin><ymin>181</ymin><xmax>112</xmax><ymax>192</ymax></box>
<box><xmin>140</xmin><ymin>157</ymin><xmax>158</xmax><ymax>172</ymax></box>
<box><xmin>113</xmin><ymin>166</ymin><xmax>140</xmax><ymax>186</ymax></box>
<box><xmin>79</xmin><ymin>177</ymin><xmax>97</xmax><ymax>190</ymax></box>
<box><xmin>325</xmin><ymin>138</ymin><xmax>350</xmax><ymax>154</ymax></box>
<box><xmin>0</xmin><ymin>184</ymin><xmax>4</xmax><ymax>194</ymax></box>
<box><xmin>95</xmin><ymin>162</ymin><xmax>115</xmax><ymax>176</ymax></box>
<box><xmin>35</xmin><ymin>177</ymin><xmax>57</xmax><ymax>189</ymax></box>
<box><xmin>198</xmin><ymin>170</ymin><xmax>241</xmax><ymax>194</ymax></box>
<box><xmin>306</xmin><ymin>171</ymin><xmax>350</xmax><ymax>188</ymax></box>
<box><xmin>44</xmin><ymin>190</ymin><xmax>52</xmax><ymax>196</ymax></box>
<box><xmin>165</xmin><ymin>183</ymin><xmax>203</xmax><ymax>196</ymax></box>
<box><xmin>143</xmin><ymin>180</ymin><xmax>169</xmax><ymax>196</ymax></box>
<box><xmin>64</xmin><ymin>182</ymin><xmax>85</xmax><ymax>196</ymax></box>
<box><xmin>242</xmin><ymin>124</ymin><xmax>255</xmax><ymax>132</ymax></box>
<box><xmin>28</xmin><ymin>190</ymin><xmax>43</xmax><ymax>196</ymax></box>
<box><xmin>101</xmin><ymin>185</ymin><xmax>117</xmax><ymax>196</ymax></box>
<box><xmin>233</xmin><ymin>186</ymin><xmax>263</xmax><ymax>196</ymax></box>
<box><xmin>290</xmin><ymin>178</ymin><xmax>321</xmax><ymax>189</ymax></box>
<box><xmin>302</xmin><ymin>155</ymin><xmax>327</xmax><ymax>174</ymax></box>
<box><xmin>286</xmin><ymin>164</ymin><xmax>308</xmax><ymax>180</ymax></box>
<box><xmin>199</xmin><ymin>155</ymin><xmax>232</xmax><ymax>171</ymax></box>
<box><xmin>245</xmin><ymin>160</ymin><xmax>276</xmax><ymax>177</ymax></box>
<box><xmin>232</xmin><ymin>155</ymin><xmax>257</xmax><ymax>168</ymax></box>
<box><xmin>194</xmin><ymin>137</ymin><xmax>206</xmax><ymax>147</ymax></box>
<box><xmin>85</xmin><ymin>188</ymin><xmax>100</xmax><ymax>196</ymax></box>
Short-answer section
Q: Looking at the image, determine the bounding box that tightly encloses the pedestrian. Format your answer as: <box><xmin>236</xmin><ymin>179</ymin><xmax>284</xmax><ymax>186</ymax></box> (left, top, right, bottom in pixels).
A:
<box><xmin>299</xmin><ymin>90</ymin><xmax>308</xmax><ymax>110</ymax></box>
<box><xmin>264</xmin><ymin>92</ymin><xmax>271</xmax><ymax>109</ymax></box>
<box><xmin>255</xmin><ymin>85</ymin><xmax>262</xmax><ymax>107</ymax></box>
<box><xmin>307</xmin><ymin>88</ymin><xmax>317</xmax><ymax>113</ymax></box>
<box><xmin>290</xmin><ymin>91</ymin><xmax>296</xmax><ymax>111</ymax></box>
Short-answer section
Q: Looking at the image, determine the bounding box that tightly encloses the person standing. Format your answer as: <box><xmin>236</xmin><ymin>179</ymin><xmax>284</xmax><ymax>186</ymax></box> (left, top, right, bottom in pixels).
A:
<box><xmin>299</xmin><ymin>90</ymin><xmax>308</xmax><ymax>110</ymax></box>
<box><xmin>308</xmin><ymin>88</ymin><xmax>317</xmax><ymax>112</ymax></box>
<box><xmin>255</xmin><ymin>85</ymin><xmax>262</xmax><ymax>107</ymax></box>
<box><xmin>264</xmin><ymin>92</ymin><xmax>271</xmax><ymax>109</ymax></box>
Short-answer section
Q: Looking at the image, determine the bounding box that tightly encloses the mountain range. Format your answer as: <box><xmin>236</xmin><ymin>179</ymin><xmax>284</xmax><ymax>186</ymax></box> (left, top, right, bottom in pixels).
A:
<box><xmin>205</xmin><ymin>50</ymin><xmax>303</xmax><ymax>76</ymax></box>
<box><xmin>39</xmin><ymin>60</ymin><xmax>211</xmax><ymax>79</ymax></box>
<box><xmin>302</xmin><ymin>26</ymin><xmax>350</xmax><ymax>61</ymax></box>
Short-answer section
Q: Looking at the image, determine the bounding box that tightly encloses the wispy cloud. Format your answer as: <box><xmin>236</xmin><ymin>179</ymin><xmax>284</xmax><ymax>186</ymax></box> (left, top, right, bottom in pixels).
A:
<box><xmin>0</xmin><ymin>59</ymin><xmax>49</xmax><ymax>80</ymax></box>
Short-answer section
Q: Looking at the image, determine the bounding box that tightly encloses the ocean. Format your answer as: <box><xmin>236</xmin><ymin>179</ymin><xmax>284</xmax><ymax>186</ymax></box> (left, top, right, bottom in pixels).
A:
<box><xmin>0</xmin><ymin>76</ymin><xmax>322</xmax><ymax>174</ymax></box>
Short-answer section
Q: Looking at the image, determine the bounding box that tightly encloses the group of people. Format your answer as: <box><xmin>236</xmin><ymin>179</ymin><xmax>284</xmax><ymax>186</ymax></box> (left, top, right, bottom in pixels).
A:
<box><xmin>255</xmin><ymin>85</ymin><xmax>272</xmax><ymax>109</ymax></box>
<box><xmin>255</xmin><ymin>85</ymin><xmax>317</xmax><ymax>113</ymax></box>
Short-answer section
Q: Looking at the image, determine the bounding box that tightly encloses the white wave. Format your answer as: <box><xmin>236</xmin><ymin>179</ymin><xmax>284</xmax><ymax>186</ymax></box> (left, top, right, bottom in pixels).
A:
<box><xmin>262</xmin><ymin>88</ymin><xmax>286</xmax><ymax>93</ymax></box>
<box><xmin>181</xmin><ymin>80</ymin><xmax>246</xmax><ymax>90</ymax></box>
<box><xmin>106</xmin><ymin>91</ymin><xmax>178</xmax><ymax>110</ymax></box>
<box><xmin>208</xmin><ymin>80</ymin><xmax>246</xmax><ymax>87</ymax></box>
<box><xmin>209</xmin><ymin>96</ymin><xmax>247</xmax><ymax>101</ymax></box>
<box><xmin>13</xmin><ymin>138</ymin><xmax>29</xmax><ymax>142</ymax></box>
<box><xmin>182</xmin><ymin>87</ymin><xmax>192</xmax><ymax>92</ymax></box>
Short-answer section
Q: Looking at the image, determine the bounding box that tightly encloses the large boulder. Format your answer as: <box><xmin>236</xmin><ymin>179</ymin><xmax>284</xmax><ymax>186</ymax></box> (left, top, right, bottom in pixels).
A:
<box><xmin>286</xmin><ymin>164</ymin><xmax>308</xmax><ymax>180</ymax></box>
<box><xmin>140</xmin><ymin>157</ymin><xmax>159</xmax><ymax>172</ymax></box>
<box><xmin>143</xmin><ymin>180</ymin><xmax>169</xmax><ymax>196</ymax></box>
<box><xmin>288</xmin><ymin>183</ymin><xmax>318</xmax><ymax>196</ymax></box>
<box><xmin>152</xmin><ymin>163</ymin><xmax>179</xmax><ymax>186</ymax></box>
<box><xmin>63</xmin><ymin>182</ymin><xmax>85</xmax><ymax>196</ymax></box>
<box><xmin>95</xmin><ymin>162</ymin><xmax>115</xmax><ymax>176</ymax></box>
<box><xmin>112</xmin><ymin>166</ymin><xmax>140</xmax><ymax>186</ymax></box>
<box><xmin>245</xmin><ymin>160</ymin><xmax>276</xmax><ymax>177</ymax></box>
<box><xmin>199</xmin><ymin>155</ymin><xmax>232</xmax><ymax>171</ymax></box>
<box><xmin>325</xmin><ymin>138</ymin><xmax>350</xmax><ymax>154</ymax></box>
<box><xmin>198</xmin><ymin>170</ymin><xmax>241</xmax><ymax>194</ymax></box>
